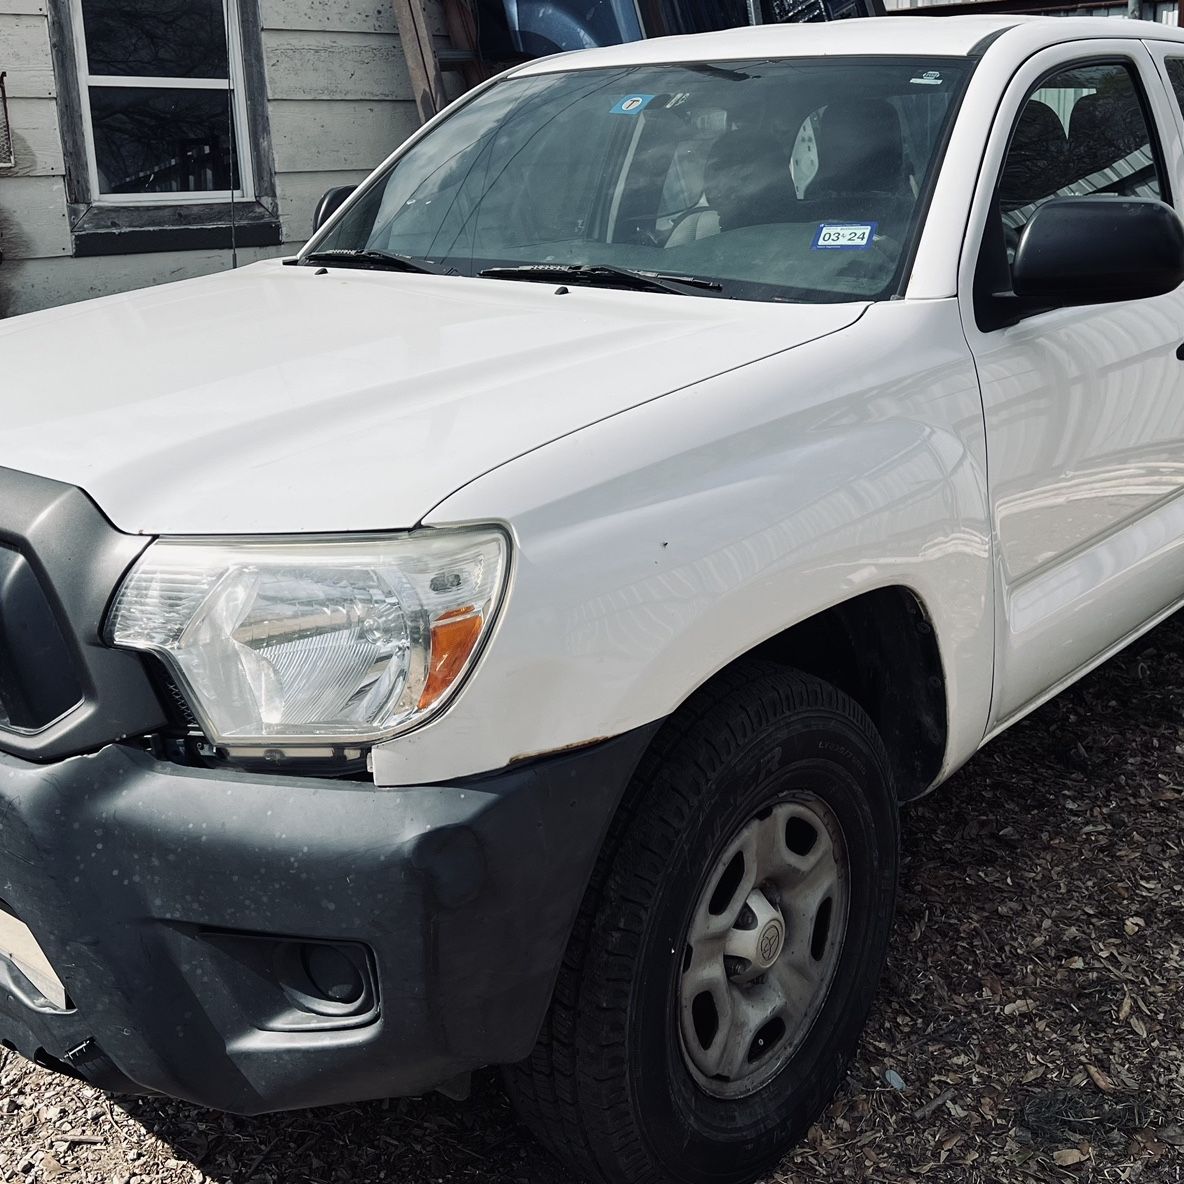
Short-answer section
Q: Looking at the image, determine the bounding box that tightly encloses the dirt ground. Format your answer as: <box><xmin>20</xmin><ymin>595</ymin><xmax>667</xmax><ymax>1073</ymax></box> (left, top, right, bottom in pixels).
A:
<box><xmin>2</xmin><ymin>614</ymin><xmax>1183</xmax><ymax>1184</ymax></box>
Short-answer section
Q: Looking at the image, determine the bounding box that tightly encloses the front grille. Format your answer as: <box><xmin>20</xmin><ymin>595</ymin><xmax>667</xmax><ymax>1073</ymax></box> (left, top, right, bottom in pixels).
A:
<box><xmin>0</xmin><ymin>546</ymin><xmax>83</xmax><ymax>732</ymax></box>
<box><xmin>0</xmin><ymin>467</ymin><xmax>166</xmax><ymax>761</ymax></box>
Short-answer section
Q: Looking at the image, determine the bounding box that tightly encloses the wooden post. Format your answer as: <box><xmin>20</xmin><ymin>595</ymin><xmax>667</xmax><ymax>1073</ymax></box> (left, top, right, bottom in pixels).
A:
<box><xmin>393</xmin><ymin>0</ymin><xmax>448</xmax><ymax>124</ymax></box>
<box><xmin>442</xmin><ymin>0</ymin><xmax>496</xmax><ymax>92</ymax></box>
<box><xmin>0</xmin><ymin>73</ymin><xmax>12</xmax><ymax>170</ymax></box>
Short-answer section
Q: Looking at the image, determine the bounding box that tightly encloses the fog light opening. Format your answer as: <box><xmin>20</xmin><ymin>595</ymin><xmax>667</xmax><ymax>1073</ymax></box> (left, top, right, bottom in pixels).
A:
<box><xmin>301</xmin><ymin>944</ymin><xmax>365</xmax><ymax>1007</ymax></box>
<box><xmin>275</xmin><ymin>940</ymin><xmax>376</xmax><ymax>1020</ymax></box>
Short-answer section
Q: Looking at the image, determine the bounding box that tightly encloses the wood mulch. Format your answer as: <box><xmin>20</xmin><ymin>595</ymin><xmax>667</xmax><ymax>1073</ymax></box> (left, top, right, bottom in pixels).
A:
<box><xmin>3</xmin><ymin>614</ymin><xmax>1183</xmax><ymax>1183</ymax></box>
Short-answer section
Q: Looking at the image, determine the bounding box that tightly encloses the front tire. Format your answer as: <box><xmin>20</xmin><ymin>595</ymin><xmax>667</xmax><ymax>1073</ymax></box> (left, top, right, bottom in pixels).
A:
<box><xmin>505</xmin><ymin>663</ymin><xmax>899</xmax><ymax>1184</ymax></box>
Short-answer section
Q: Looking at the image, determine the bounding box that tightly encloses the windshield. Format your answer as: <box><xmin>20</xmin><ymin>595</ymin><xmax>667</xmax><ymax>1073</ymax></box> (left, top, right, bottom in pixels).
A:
<box><xmin>310</xmin><ymin>56</ymin><xmax>972</xmax><ymax>303</ymax></box>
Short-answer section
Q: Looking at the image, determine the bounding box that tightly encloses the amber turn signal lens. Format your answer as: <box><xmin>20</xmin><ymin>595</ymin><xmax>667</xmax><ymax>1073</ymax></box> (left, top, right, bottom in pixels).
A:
<box><xmin>418</xmin><ymin>607</ymin><xmax>485</xmax><ymax>710</ymax></box>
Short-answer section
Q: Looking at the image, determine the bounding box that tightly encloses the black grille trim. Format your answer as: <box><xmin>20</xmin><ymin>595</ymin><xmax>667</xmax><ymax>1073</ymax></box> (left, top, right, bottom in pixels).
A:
<box><xmin>0</xmin><ymin>467</ymin><xmax>167</xmax><ymax>761</ymax></box>
<box><xmin>0</xmin><ymin>547</ymin><xmax>83</xmax><ymax>731</ymax></box>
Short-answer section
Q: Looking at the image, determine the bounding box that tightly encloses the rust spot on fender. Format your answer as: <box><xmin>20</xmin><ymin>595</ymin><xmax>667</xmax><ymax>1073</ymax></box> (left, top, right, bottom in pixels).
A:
<box><xmin>508</xmin><ymin>736</ymin><xmax>613</xmax><ymax>765</ymax></box>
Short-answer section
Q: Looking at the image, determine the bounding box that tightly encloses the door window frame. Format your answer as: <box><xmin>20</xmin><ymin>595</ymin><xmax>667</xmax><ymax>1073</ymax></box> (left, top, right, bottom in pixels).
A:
<box><xmin>958</xmin><ymin>41</ymin><xmax>1179</xmax><ymax>339</ymax></box>
<box><xmin>972</xmin><ymin>50</ymin><xmax>1172</xmax><ymax>332</ymax></box>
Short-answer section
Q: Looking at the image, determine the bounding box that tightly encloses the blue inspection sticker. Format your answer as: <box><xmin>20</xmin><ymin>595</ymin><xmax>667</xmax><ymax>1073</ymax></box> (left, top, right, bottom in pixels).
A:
<box><xmin>812</xmin><ymin>222</ymin><xmax>877</xmax><ymax>250</ymax></box>
<box><xmin>611</xmin><ymin>94</ymin><xmax>656</xmax><ymax>115</ymax></box>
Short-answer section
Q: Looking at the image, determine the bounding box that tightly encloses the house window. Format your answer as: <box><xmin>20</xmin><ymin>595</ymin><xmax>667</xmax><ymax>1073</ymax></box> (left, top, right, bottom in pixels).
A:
<box><xmin>71</xmin><ymin>0</ymin><xmax>254</xmax><ymax>204</ymax></box>
<box><xmin>48</xmin><ymin>0</ymin><xmax>279</xmax><ymax>256</ymax></box>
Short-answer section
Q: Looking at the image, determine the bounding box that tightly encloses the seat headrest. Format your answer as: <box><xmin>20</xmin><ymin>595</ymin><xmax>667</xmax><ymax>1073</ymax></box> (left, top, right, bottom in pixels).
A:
<box><xmin>1068</xmin><ymin>90</ymin><xmax>1144</xmax><ymax>174</ymax></box>
<box><xmin>1067</xmin><ymin>92</ymin><xmax>1107</xmax><ymax>147</ymax></box>
<box><xmin>1000</xmin><ymin>99</ymin><xmax>1067</xmax><ymax>210</ymax></box>
<box><xmin>810</xmin><ymin>99</ymin><xmax>904</xmax><ymax>195</ymax></box>
<box><xmin>703</xmin><ymin>130</ymin><xmax>794</xmax><ymax>231</ymax></box>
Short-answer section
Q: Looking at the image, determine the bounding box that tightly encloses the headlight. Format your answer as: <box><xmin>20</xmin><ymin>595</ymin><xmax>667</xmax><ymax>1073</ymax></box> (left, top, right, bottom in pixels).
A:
<box><xmin>106</xmin><ymin>529</ymin><xmax>508</xmax><ymax>753</ymax></box>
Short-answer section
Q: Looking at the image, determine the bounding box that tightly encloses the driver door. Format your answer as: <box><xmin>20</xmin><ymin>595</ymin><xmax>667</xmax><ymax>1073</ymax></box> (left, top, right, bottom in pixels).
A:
<box><xmin>961</xmin><ymin>43</ymin><xmax>1184</xmax><ymax>729</ymax></box>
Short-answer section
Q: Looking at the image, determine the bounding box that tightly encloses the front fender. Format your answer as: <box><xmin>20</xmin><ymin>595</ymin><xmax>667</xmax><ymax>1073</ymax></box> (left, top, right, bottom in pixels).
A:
<box><xmin>371</xmin><ymin>299</ymin><xmax>992</xmax><ymax>787</ymax></box>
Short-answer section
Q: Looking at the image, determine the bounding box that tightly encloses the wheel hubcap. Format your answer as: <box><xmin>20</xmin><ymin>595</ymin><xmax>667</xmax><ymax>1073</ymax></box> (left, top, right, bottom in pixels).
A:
<box><xmin>677</xmin><ymin>795</ymin><xmax>849</xmax><ymax>1099</ymax></box>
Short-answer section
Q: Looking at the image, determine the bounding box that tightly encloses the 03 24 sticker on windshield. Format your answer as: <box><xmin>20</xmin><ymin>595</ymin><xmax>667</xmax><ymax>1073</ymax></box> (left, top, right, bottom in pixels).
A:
<box><xmin>812</xmin><ymin>223</ymin><xmax>878</xmax><ymax>250</ymax></box>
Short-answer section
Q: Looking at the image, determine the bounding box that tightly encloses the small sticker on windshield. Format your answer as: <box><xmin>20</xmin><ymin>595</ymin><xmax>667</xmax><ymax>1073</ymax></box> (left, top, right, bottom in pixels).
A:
<box><xmin>611</xmin><ymin>94</ymin><xmax>655</xmax><ymax>115</ymax></box>
<box><xmin>910</xmin><ymin>70</ymin><xmax>944</xmax><ymax>85</ymax></box>
<box><xmin>813</xmin><ymin>222</ymin><xmax>877</xmax><ymax>250</ymax></box>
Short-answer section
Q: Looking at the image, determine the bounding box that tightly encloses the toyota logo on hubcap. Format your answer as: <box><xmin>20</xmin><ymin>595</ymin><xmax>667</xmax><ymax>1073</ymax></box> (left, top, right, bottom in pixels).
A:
<box><xmin>758</xmin><ymin>920</ymin><xmax>783</xmax><ymax>966</ymax></box>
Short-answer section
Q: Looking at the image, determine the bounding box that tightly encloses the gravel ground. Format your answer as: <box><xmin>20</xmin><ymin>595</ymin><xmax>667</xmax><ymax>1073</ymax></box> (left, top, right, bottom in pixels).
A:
<box><xmin>3</xmin><ymin>614</ymin><xmax>1184</xmax><ymax>1184</ymax></box>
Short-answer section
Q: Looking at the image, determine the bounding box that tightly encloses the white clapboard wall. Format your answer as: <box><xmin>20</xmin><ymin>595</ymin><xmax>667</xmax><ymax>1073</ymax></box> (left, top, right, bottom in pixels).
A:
<box><xmin>0</xmin><ymin>0</ymin><xmax>450</xmax><ymax>316</ymax></box>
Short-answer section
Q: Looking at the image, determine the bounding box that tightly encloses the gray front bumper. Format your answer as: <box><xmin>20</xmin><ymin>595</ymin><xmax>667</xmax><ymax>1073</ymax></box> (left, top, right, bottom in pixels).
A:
<box><xmin>0</xmin><ymin>730</ymin><xmax>655</xmax><ymax>1113</ymax></box>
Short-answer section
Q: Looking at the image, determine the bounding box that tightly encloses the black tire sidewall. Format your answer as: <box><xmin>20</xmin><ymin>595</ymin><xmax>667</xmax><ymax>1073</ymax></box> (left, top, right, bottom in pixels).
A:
<box><xmin>626</xmin><ymin>703</ymin><xmax>898</xmax><ymax>1183</ymax></box>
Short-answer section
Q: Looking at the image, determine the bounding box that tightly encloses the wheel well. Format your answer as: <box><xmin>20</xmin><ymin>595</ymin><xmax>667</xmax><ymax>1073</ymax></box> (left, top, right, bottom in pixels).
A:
<box><xmin>749</xmin><ymin>587</ymin><xmax>947</xmax><ymax>801</ymax></box>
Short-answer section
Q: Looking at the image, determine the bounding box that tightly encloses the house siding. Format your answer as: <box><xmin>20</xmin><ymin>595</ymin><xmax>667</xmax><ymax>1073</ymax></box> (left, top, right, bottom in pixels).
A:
<box><xmin>262</xmin><ymin>1</ymin><xmax>429</xmax><ymax>246</ymax></box>
<box><xmin>0</xmin><ymin>0</ymin><xmax>448</xmax><ymax>317</ymax></box>
<box><xmin>1</xmin><ymin>2</ymin><xmax>71</xmax><ymax>290</ymax></box>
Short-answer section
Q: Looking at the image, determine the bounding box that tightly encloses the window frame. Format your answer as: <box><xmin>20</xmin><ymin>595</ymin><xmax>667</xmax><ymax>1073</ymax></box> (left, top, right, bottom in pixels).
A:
<box><xmin>47</xmin><ymin>0</ymin><xmax>280</xmax><ymax>256</ymax></box>
<box><xmin>972</xmin><ymin>52</ymin><xmax>1172</xmax><ymax>331</ymax></box>
<box><xmin>70</xmin><ymin>0</ymin><xmax>256</xmax><ymax>207</ymax></box>
<box><xmin>1003</xmin><ymin>58</ymin><xmax>1168</xmax><ymax>222</ymax></box>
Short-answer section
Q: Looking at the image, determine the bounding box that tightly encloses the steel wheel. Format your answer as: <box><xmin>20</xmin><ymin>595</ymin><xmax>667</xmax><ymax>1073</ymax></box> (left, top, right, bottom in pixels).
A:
<box><xmin>506</xmin><ymin>662</ymin><xmax>899</xmax><ymax>1184</ymax></box>
<box><xmin>678</xmin><ymin>794</ymin><xmax>849</xmax><ymax>1099</ymax></box>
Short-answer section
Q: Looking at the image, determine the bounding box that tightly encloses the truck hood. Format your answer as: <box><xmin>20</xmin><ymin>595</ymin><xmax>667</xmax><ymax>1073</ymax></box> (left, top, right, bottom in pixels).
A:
<box><xmin>1</xmin><ymin>260</ymin><xmax>866</xmax><ymax>534</ymax></box>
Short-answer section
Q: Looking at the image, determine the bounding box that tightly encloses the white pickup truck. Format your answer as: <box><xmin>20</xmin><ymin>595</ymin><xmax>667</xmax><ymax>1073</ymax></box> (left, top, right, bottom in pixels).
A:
<box><xmin>3</xmin><ymin>13</ymin><xmax>1184</xmax><ymax>1184</ymax></box>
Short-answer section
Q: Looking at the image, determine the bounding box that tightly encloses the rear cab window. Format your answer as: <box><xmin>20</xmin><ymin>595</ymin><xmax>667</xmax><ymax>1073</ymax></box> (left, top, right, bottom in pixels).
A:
<box><xmin>1161</xmin><ymin>57</ymin><xmax>1184</xmax><ymax>115</ymax></box>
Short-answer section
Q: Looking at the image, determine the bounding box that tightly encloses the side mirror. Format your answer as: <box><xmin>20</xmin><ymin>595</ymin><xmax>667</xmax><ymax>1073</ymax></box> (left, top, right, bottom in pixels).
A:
<box><xmin>313</xmin><ymin>186</ymin><xmax>356</xmax><ymax>233</ymax></box>
<box><xmin>1012</xmin><ymin>196</ymin><xmax>1184</xmax><ymax>310</ymax></box>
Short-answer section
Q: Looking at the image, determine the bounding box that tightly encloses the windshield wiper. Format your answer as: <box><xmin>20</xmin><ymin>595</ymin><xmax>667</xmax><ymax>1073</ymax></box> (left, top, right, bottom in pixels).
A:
<box><xmin>298</xmin><ymin>249</ymin><xmax>449</xmax><ymax>275</ymax></box>
<box><xmin>479</xmin><ymin>263</ymin><xmax>722</xmax><ymax>296</ymax></box>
